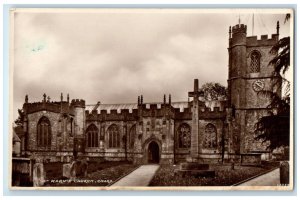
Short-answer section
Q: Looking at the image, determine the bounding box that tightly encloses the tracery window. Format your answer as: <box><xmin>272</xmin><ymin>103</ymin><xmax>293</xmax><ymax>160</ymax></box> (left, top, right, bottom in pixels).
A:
<box><xmin>37</xmin><ymin>116</ymin><xmax>51</xmax><ymax>147</ymax></box>
<box><xmin>178</xmin><ymin>123</ymin><xmax>191</xmax><ymax>148</ymax></box>
<box><xmin>108</xmin><ymin>124</ymin><xmax>120</xmax><ymax>148</ymax></box>
<box><xmin>250</xmin><ymin>51</ymin><xmax>261</xmax><ymax>73</ymax></box>
<box><xmin>86</xmin><ymin>124</ymin><xmax>99</xmax><ymax>147</ymax></box>
<box><xmin>204</xmin><ymin>123</ymin><xmax>217</xmax><ymax>148</ymax></box>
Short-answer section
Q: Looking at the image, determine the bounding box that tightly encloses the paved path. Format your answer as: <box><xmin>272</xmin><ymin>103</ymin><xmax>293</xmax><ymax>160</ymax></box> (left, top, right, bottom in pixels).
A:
<box><xmin>237</xmin><ymin>168</ymin><xmax>280</xmax><ymax>186</ymax></box>
<box><xmin>110</xmin><ymin>164</ymin><xmax>159</xmax><ymax>187</ymax></box>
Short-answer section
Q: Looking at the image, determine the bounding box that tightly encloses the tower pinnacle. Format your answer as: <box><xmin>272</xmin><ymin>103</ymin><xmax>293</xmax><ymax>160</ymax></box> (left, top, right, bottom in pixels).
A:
<box><xmin>277</xmin><ymin>21</ymin><xmax>280</xmax><ymax>35</ymax></box>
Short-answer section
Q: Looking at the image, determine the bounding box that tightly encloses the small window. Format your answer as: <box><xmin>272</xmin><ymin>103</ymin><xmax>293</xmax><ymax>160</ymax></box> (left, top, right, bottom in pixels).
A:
<box><xmin>250</xmin><ymin>51</ymin><xmax>261</xmax><ymax>73</ymax></box>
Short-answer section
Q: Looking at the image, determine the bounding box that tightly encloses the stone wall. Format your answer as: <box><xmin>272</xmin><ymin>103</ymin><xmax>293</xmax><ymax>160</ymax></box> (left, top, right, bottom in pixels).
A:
<box><xmin>27</xmin><ymin>111</ymin><xmax>60</xmax><ymax>152</ymax></box>
<box><xmin>74</xmin><ymin>107</ymin><xmax>85</xmax><ymax>137</ymax></box>
<box><xmin>243</xmin><ymin>109</ymin><xmax>270</xmax><ymax>153</ymax></box>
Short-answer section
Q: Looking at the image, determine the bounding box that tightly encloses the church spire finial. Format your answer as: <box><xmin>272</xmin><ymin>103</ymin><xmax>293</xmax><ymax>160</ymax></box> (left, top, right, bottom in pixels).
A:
<box><xmin>276</xmin><ymin>20</ymin><xmax>280</xmax><ymax>35</ymax></box>
<box><xmin>43</xmin><ymin>93</ymin><xmax>46</xmax><ymax>102</ymax></box>
<box><xmin>25</xmin><ymin>94</ymin><xmax>28</xmax><ymax>103</ymax></box>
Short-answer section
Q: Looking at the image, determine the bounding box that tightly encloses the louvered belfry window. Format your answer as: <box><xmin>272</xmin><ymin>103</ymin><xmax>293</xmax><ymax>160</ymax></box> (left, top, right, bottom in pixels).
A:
<box><xmin>250</xmin><ymin>51</ymin><xmax>261</xmax><ymax>73</ymax></box>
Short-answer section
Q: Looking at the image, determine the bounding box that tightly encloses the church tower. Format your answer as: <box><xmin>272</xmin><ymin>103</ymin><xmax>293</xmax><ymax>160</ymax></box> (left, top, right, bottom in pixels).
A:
<box><xmin>227</xmin><ymin>22</ymin><xmax>281</xmax><ymax>156</ymax></box>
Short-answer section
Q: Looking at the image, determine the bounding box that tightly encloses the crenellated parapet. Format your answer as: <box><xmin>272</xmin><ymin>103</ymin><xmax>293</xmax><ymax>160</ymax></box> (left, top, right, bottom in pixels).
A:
<box><xmin>174</xmin><ymin>107</ymin><xmax>192</xmax><ymax>120</ymax></box>
<box><xmin>70</xmin><ymin>99</ymin><xmax>85</xmax><ymax>108</ymax></box>
<box><xmin>85</xmin><ymin>99</ymin><xmax>226</xmax><ymax>122</ymax></box>
<box><xmin>229</xmin><ymin>22</ymin><xmax>279</xmax><ymax>48</ymax></box>
<box><xmin>85</xmin><ymin>108</ymin><xmax>139</xmax><ymax>122</ymax></box>
<box><xmin>246</xmin><ymin>34</ymin><xmax>278</xmax><ymax>47</ymax></box>
<box><xmin>139</xmin><ymin>103</ymin><xmax>174</xmax><ymax>118</ymax></box>
<box><xmin>198</xmin><ymin>107</ymin><xmax>226</xmax><ymax>119</ymax></box>
<box><xmin>229</xmin><ymin>24</ymin><xmax>247</xmax><ymax>47</ymax></box>
<box><xmin>173</xmin><ymin>105</ymin><xmax>226</xmax><ymax>120</ymax></box>
<box><xmin>232</xmin><ymin>24</ymin><xmax>247</xmax><ymax>35</ymax></box>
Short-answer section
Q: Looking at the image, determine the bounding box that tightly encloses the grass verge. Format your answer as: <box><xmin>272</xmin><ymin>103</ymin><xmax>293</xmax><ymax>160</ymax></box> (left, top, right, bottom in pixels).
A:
<box><xmin>149</xmin><ymin>163</ymin><xmax>279</xmax><ymax>186</ymax></box>
<box><xmin>44</xmin><ymin>161</ymin><xmax>138</xmax><ymax>187</ymax></box>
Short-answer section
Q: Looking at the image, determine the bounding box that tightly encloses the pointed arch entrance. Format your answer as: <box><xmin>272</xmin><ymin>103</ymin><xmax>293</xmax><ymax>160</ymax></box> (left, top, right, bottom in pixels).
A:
<box><xmin>148</xmin><ymin>141</ymin><xmax>160</xmax><ymax>163</ymax></box>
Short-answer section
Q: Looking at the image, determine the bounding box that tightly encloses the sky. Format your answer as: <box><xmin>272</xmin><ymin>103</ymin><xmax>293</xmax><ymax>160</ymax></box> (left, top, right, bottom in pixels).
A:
<box><xmin>12</xmin><ymin>9</ymin><xmax>292</xmax><ymax>120</ymax></box>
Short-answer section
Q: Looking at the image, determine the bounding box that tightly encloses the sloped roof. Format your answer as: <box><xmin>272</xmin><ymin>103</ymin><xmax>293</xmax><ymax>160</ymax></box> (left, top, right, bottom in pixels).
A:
<box><xmin>13</xmin><ymin>129</ymin><xmax>21</xmax><ymax>142</ymax></box>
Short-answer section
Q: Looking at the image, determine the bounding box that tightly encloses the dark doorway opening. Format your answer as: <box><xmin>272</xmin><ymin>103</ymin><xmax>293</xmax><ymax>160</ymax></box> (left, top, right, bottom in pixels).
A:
<box><xmin>148</xmin><ymin>141</ymin><xmax>160</xmax><ymax>163</ymax></box>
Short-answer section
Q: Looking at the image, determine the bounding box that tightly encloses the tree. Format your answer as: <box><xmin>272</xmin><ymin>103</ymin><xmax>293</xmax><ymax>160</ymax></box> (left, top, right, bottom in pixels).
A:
<box><xmin>199</xmin><ymin>82</ymin><xmax>227</xmax><ymax>101</ymax></box>
<box><xmin>14</xmin><ymin>109</ymin><xmax>25</xmax><ymax>127</ymax></box>
<box><xmin>255</xmin><ymin>91</ymin><xmax>290</xmax><ymax>150</ymax></box>
<box><xmin>269</xmin><ymin>37</ymin><xmax>290</xmax><ymax>75</ymax></box>
<box><xmin>255</xmin><ymin>15</ymin><xmax>291</xmax><ymax>151</ymax></box>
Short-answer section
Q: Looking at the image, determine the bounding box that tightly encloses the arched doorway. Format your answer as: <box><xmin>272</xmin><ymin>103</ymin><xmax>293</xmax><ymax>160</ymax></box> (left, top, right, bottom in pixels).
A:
<box><xmin>148</xmin><ymin>141</ymin><xmax>160</xmax><ymax>163</ymax></box>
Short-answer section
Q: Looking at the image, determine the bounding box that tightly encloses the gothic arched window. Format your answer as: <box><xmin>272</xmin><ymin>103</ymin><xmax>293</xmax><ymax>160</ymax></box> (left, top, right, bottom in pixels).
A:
<box><xmin>177</xmin><ymin>123</ymin><xmax>191</xmax><ymax>148</ymax></box>
<box><xmin>108</xmin><ymin>124</ymin><xmax>120</xmax><ymax>148</ymax></box>
<box><xmin>250</xmin><ymin>51</ymin><xmax>261</xmax><ymax>73</ymax></box>
<box><xmin>86</xmin><ymin>124</ymin><xmax>99</xmax><ymax>147</ymax></box>
<box><xmin>129</xmin><ymin>125</ymin><xmax>136</xmax><ymax>149</ymax></box>
<box><xmin>204</xmin><ymin>123</ymin><xmax>217</xmax><ymax>149</ymax></box>
<box><xmin>37</xmin><ymin>116</ymin><xmax>51</xmax><ymax>147</ymax></box>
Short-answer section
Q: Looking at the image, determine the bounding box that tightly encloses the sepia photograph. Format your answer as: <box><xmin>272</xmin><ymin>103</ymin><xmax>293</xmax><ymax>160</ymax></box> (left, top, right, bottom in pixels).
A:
<box><xmin>9</xmin><ymin>8</ymin><xmax>293</xmax><ymax>190</ymax></box>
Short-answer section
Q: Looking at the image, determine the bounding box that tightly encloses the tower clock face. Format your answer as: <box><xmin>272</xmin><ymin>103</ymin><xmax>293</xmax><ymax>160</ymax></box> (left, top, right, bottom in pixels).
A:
<box><xmin>252</xmin><ymin>80</ymin><xmax>265</xmax><ymax>92</ymax></box>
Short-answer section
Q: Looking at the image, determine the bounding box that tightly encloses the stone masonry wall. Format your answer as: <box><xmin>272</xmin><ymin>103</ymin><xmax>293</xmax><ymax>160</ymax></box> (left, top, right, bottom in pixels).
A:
<box><xmin>242</xmin><ymin>109</ymin><xmax>270</xmax><ymax>153</ymax></box>
<box><xmin>27</xmin><ymin>111</ymin><xmax>60</xmax><ymax>152</ymax></box>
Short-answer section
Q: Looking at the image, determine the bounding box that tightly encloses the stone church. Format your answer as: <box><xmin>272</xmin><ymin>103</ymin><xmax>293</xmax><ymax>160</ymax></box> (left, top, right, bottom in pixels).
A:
<box><xmin>14</xmin><ymin>22</ymin><xmax>282</xmax><ymax>164</ymax></box>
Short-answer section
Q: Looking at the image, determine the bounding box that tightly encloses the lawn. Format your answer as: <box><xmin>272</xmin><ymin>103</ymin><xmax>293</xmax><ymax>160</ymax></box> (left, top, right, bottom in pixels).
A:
<box><xmin>44</xmin><ymin>161</ymin><xmax>138</xmax><ymax>187</ymax></box>
<box><xmin>149</xmin><ymin>163</ymin><xmax>279</xmax><ymax>186</ymax></box>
